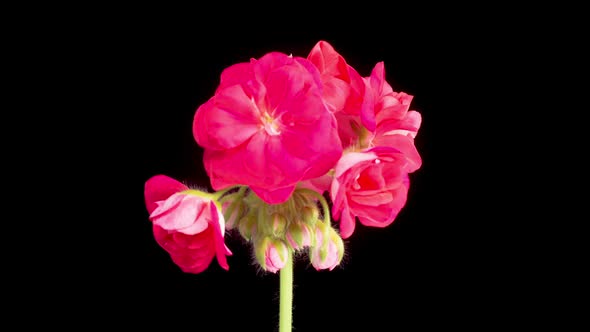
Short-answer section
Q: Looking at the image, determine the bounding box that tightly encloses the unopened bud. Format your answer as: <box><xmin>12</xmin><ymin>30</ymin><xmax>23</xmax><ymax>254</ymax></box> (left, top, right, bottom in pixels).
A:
<box><xmin>269</xmin><ymin>213</ymin><xmax>287</xmax><ymax>237</ymax></box>
<box><xmin>255</xmin><ymin>236</ymin><xmax>289</xmax><ymax>273</ymax></box>
<box><xmin>286</xmin><ymin>221</ymin><xmax>315</xmax><ymax>250</ymax></box>
<box><xmin>310</xmin><ymin>223</ymin><xmax>344</xmax><ymax>271</ymax></box>
<box><xmin>238</xmin><ymin>214</ymin><xmax>257</xmax><ymax>241</ymax></box>
<box><xmin>302</xmin><ymin>205</ymin><xmax>319</xmax><ymax>225</ymax></box>
<box><xmin>223</xmin><ymin>200</ymin><xmax>243</xmax><ymax>230</ymax></box>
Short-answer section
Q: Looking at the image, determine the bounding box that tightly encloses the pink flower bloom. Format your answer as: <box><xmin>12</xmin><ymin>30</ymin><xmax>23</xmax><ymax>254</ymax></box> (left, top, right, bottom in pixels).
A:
<box><xmin>193</xmin><ymin>52</ymin><xmax>342</xmax><ymax>204</ymax></box>
<box><xmin>331</xmin><ymin>147</ymin><xmax>416</xmax><ymax>239</ymax></box>
<box><xmin>366</xmin><ymin>62</ymin><xmax>422</xmax><ymax>167</ymax></box>
<box><xmin>307</xmin><ymin>41</ymin><xmax>366</xmax><ymax>116</ymax></box>
<box><xmin>307</xmin><ymin>40</ymin><xmax>374</xmax><ymax>148</ymax></box>
<box><xmin>365</xmin><ymin>62</ymin><xmax>410</xmax><ymax>121</ymax></box>
<box><xmin>364</xmin><ymin>62</ymin><xmax>422</xmax><ymax>141</ymax></box>
<box><xmin>144</xmin><ymin>175</ymin><xmax>232</xmax><ymax>274</ymax></box>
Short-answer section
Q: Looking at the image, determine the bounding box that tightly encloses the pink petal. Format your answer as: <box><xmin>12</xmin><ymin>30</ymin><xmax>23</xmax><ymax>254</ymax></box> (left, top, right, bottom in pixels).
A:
<box><xmin>217</xmin><ymin>62</ymin><xmax>255</xmax><ymax>91</ymax></box>
<box><xmin>152</xmin><ymin>225</ymin><xmax>170</xmax><ymax>249</ymax></box>
<box><xmin>307</xmin><ymin>40</ymin><xmax>349</xmax><ymax>79</ymax></box>
<box><xmin>171</xmin><ymin>250</ymin><xmax>214</xmax><ymax>274</ymax></box>
<box><xmin>151</xmin><ymin>194</ymin><xmax>209</xmax><ymax>235</ymax></box>
<box><xmin>244</xmin><ymin>134</ymin><xmax>291</xmax><ymax>186</ymax></box>
<box><xmin>149</xmin><ymin>193</ymin><xmax>183</xmax><ymax>220</ymax></box>
<box><xmin>299</xmin><ymin>173</ymin><xmax>333</xmax><ymax>194</ymax></box>
<box><xmin>358</xmin><ymin>74</ymin><xmax>376</xmax><ymax>131</ymax></box>
<box><xmin>253</xmin><ymin>52</ymin><xmax>293</xmax><ymax>83</ymax></box>
<box><xmin>294</xmin><ymin>57</ymin><xmax>324</xmax><ymax>93</ymax></box>
<box><xmin>355</xmin><ymin>165</ymin><xmax>387</xmax><ymax>190</ymax></box>
<box><xmin>307</xmin><ymin>40</ymin><xmax>352</xmax><ymax>113</ymax></box>
<box><xmin>375</xmin><ymin>92</ymin><xmax>413</xmax><ymax>122</ymax></box>
<box><xmin>250</xmin><ymin>185</ymin><xmax>296</xmax><ymax>205</ymax></box>
<box><xmin>341</xmin><ymin>69</ymin><xmax>366</xmax><ymax>116</ymax></box>
<box><xmin>193</xmin><ymin>98</ymin><xmax>222</xmax><ymax>150</ymax></box>
<box><xmin>372</xmin><ymin>135</ymin><xmax>422</xmax><ymax>172</ymax></box>
<box><xmin>369</xmin><ymin>62</ymin><xmax>386</xmax><ymax>94</ymax></box>
<box><xmin>350</xmin><ymin>192</ymin><xmax>393</xmax><ymax>206</ymax></box>
<box><xmin>264</xmin><ymin>65</ymin><xmax>323</xmax><ymax>123</ymax></box>
<box><xmin>194</xmin><ymin>87</ymin><xmax>260</xmax><ymax>150</ymax></box>
<box><xmin>338</xmin><ymin>206</ymin><xmax>356</xmax><ymax>239</ymax></box>
<box><xmin>282</xmin><ymin>114</ymin><xmax>342</xmax><ymax>182</ymax></box>
<box><xmin>330</xmin><ymin>177</ymin><xmax>344</xmax><ymax>218</ymax></box>
<box><xmin>172</xmin><ymin>231</ymin><xmax>207</xmax><ymax>250</ymax></box>
<box><xmin>402</xmin><ymin>174</ymin><xmax>410</xmax><ymax>188</ymax></box>
<box><xmin>209</xmin><ymin>201</ymin><xmax>231</xmax><ymax>270</ymax></box>
<box><xmin>281</xmin><ymin>110</ymin><xmax>338</xmax><ymax>160</ymax></box>
<box><xmin>333</xmin><ymin>152</ymin><xmax>376</xmax><ymax>178</ymax></box>
<box><xmin>353</xmin><ymin>204</ymin><xmax>396</xmax><ymax>227</ymax></box>
<box><xmin>144</xmin><ymin>175</ymin><xmax>188</xmax><ymax>214</ymax></box>
<box><xmin>203</xmin><ymin>147</ymin><xmax>247</xmax><ymax>191</ymax></box>
<box><xmin>355</xmin><ymin>185</ymin><xmax>408</xmax><ymax>228</ymax></box>
<box><xmin>377</xmin><ymin>110</ymin><xmax>421</xmax><ymax>139</ymax></box>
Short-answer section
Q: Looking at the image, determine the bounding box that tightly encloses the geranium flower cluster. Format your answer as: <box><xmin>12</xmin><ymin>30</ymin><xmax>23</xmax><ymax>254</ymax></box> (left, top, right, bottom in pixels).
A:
<box><xmin>144</xmin><ymin>40</ymin><xmax>422</xmax><ymax>274</ymax></box>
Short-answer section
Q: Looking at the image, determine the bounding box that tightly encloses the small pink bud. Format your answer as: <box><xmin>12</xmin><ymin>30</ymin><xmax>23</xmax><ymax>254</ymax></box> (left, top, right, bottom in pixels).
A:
<box><xmin>310</xmin><ymin>223</ymin><xmax>344</xmax><ymax>271</ymax></box>
<box><xmin>286</xmin><ymin>222</ymin><xmax>315</xmax><ymax>250</ymax></box>
<box><xmin>270</xmin><ymin>213</ymin><xmax>287</xmax><ymax>237</ymax></box>
<box><xmin>255</xmin><ymin>237</ymin><xmax>289</xmax><ymax>273</ymax></box>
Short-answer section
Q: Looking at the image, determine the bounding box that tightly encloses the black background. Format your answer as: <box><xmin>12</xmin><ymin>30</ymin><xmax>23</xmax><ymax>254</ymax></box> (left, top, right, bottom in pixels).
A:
<box><xmin>22</xmin><ymin>7</ymin><xmax>568</xmax><ymax>331</ymax></box>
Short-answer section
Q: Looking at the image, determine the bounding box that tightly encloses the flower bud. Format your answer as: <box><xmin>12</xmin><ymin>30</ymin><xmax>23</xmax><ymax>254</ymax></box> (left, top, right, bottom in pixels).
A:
<box><xmin>238</xmin><ymin>214</ymin><xmax>257</xmax><ymax>241</ymax></box>
<box><xmin>310</xmin><ymin>222</ymin><xmax>344</xmax><ymax>271</ymax></box>
<box><xmin>255</xmin><ymin>236</ymin><xmax>289</xmax><ymax>273</ymax></box>
<box><xmin>301</xmin><ymin>205</ymin><xmax>319</xmax><ymax>226</ymax></box>
<box><xmin>265</xmin><ymin>212</ymin><xmax>287</xmax><ymax>238</ymax></box>
<box><xmin>286</xmin><ymin>221</ymin><xmax>315</xmax><ymax>250</ymax></box>
<box><xmin>222</xmin><ymin>200</ymin><xmax>243</xmax><ymax>230</ymax></box>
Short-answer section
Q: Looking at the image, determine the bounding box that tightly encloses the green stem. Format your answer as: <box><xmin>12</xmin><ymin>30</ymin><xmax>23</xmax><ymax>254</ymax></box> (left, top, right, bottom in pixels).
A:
<box><xmin>279</xmin><ymin>250</ymin><xmax>293</xmax><ymax>332</ymax></box>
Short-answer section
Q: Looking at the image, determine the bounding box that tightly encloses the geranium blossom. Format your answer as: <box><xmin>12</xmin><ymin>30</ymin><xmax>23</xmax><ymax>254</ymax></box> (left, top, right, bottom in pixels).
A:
<box><xmin>331</xmin><ymin>147</ymin><xmax>417</xmax><ymax>239</ymax></box>
<box><xmin>144</xmin><ymin>175</ymin><xmax>231</xmax><ymax>273</ymax></box>
<box><xmin>193</xmin><ymin>52</ymin><xmax>342</xmax><ymax>204</ymax></box>
<box><xmin>362</xmin><ymin>63</ymin><xmax>420</xmax><ymax>152</ymax></box>
<box><xmin>307</xmin><ymin>40</ymin><xmax>374</xmax><ymax>149</ymax></box>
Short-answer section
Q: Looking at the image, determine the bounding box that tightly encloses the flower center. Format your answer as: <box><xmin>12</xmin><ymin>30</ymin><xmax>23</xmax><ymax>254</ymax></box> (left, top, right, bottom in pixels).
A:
<box><xmin>261</xmin><ymin>112</ymin><xmax>281</xmax><ymax>136</ymax></box>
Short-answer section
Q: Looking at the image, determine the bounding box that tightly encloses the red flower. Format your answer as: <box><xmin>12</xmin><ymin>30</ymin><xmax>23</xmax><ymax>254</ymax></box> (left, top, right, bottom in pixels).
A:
<box><xmin>144</xmin><ymin>175</ymin><xmax>231</xmax><ymax>273</ymax></box>
<box><xmin>307</xmin><ymin>40</ymin><xmax>375</xmax><ymax>148</ymax></box>
<box><xmin>193</xmin><ymin>52</ymin><xmax>342</xmax><ymax>204</ymax></box>
<box><xmin>331</xmin><ymin>147</ymin><xmax>416</xmax><ymax>239</ymax></box>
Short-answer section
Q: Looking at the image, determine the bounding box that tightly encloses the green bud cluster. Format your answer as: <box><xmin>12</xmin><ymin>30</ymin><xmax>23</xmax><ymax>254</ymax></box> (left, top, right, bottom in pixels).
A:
<box><xmin>219</xmin><ymin>186</ymin><xmax>344</xmax><ymax>272</ymax></box>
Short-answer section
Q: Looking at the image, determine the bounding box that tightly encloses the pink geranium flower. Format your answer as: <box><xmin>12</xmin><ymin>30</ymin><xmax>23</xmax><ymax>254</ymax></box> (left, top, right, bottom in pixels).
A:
<box><xmin>193</xmin><ymin>52</ymin><xmax>342</xmax><ymax>204</ymax></box>
<box><xmin>307</xmin><ymin>40</ymin><xmax>374</xmax><ymax>149</ymax></box>
<box><xmin>331</xmin><ymin>147</ymin><xmax>418</xmax><ymax>239</ymax></box>
<box><xmin>144</xmin><ymin>175</ymin><xmax>231</xmax><ymax>274</ymax></box>
<box><xmin>363</xmin><ymin>62</ymin><xmax>422</xmax><ymax>174</ymax></box>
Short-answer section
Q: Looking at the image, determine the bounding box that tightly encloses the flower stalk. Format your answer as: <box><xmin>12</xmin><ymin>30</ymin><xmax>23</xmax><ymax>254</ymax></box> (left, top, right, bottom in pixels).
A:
<box><xmin>279</xmin><ymin>250</ymin><xmax>293</xmax><ymax>332</ymax></box>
